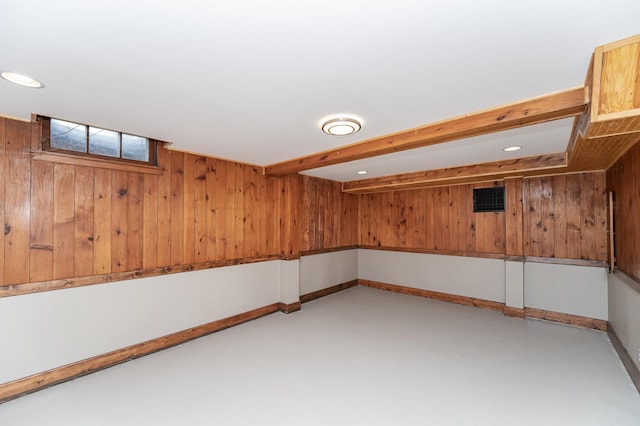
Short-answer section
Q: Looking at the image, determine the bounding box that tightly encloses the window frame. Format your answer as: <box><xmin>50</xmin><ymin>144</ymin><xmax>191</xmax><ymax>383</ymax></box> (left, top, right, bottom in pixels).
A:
<box><xmin>40</xmin><ymin>116</ymin><xmax>157</xmax><ymax>167</ymax></box>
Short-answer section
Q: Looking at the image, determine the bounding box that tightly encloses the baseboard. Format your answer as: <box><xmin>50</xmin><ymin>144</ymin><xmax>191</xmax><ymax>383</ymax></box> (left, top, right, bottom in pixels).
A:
<box><xmin>524</xmin><ymin>307</ymin><xmax>607</xmax><ymax>331</ymax></box>
<box><xmin>358</xmin><ymin>279</ymin><xmax>607</xmax><ymax>331</ymax></box>
<box><xmin>358</xmin><ymin>279</ymin><xmax>504</xmax><ymax>312</ymax></box>
<box><xmin>0</xmin><ymin>303</ymin><xmax>281</xmax><ymax>404</ymax></box>
<box><xmin>300</xmin><ymin>280</ymin><xmax>359</xmax><ymax>303</ymax></box>
<box><xmin>278</xmin><ymin>301</ymin><xmax>301</xmax><ymax>314</ymax></box>
<box><xmin>608</xmin><ymin>324</ymin><xmax>640</xmax><ymax>394</ymax></box>
<box><xmin>504</xmin><ymin>306</ymin><xmax>526</xmax><ymax>318</ymax></box>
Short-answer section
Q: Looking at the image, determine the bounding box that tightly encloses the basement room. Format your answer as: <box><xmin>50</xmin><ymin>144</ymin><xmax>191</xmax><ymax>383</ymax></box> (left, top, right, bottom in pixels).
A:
<box><xmin>1</xmin><ymin>1</ymin><xmax>640</xmax><ymax>425</ymax></box>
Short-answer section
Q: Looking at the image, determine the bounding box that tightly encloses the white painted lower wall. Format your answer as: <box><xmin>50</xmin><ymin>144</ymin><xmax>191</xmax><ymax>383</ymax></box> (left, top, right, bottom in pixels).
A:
<box><xmin>299</xmin><ymin>249</ymin><xmax>358</xmax><ymax>295</ymax></box>
<box><xmin>357</xmin><ymin>249</ymin><xmax>506</xmax><ymax>303</ymax></box>
<box><xmin>524</xmin><ymin>262</ymin><xmax>608</xmax><ymax>320</ymax></box>
<box><xmin>0</xmin><ymin>260</ymin><xmax>290</xmax><ymax>384</ymax></box>
<box><xmin>609</xmin><ymin>271</ymin><xmax>640</xmax><ymax>372</ymax></box>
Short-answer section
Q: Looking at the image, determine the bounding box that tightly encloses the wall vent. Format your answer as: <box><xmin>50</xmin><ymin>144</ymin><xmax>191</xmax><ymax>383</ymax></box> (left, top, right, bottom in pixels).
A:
<box><xmin>473</xmin><ymin>187</ymin><xmax>505</xmax><ymax>213</ymax></box>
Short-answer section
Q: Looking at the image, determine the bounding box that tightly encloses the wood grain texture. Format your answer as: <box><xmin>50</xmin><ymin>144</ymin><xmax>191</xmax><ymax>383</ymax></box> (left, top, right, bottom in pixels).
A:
<box><xmin>0</xmin><ymin>303</ymin><xmax>281</xmax><ymax>403</ymax></box>
<box><xmin>607</xmin><ymin>140</ymin><xmax>640</xmax><ymax>281</ymax></box>
<box><xmin>343</xmin><ymin>153</ymin><xmax>566</xmax><ymax>193</ymax></box>
<box><xmin>523</xmin><ymin>172</ymin><xmax>607</xmax><ymax>262</ymax></box>
<box><xmin>524</xmin><ymin>307</ymin><xmax>607</xmax><ymax>331</ymax></box>
<box><xmin>358</xmin><ymin>182</ymin><xmax>506</xmax><ymax>255</ymax></box>
<box><xmin>0</xmin><ymin>116</ymin><xmax>312</xmax><ymax>292</ymax></box>
<box><xmin>300</xmin><ymin>279</ymin><xmax>359</xmax><ymax>303</ymax></box>
<box><xmin>299</xmin><ymin>175</ymin><xmax>359</xmax><ymax>252</ymax></box>
<box><xmin>266</xmin><ymin>87</ymin><xmax>586</xmax><ymax>175</ymax></box>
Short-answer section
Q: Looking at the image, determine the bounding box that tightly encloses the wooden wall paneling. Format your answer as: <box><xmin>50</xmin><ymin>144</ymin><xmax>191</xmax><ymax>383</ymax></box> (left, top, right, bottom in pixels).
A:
<box><xmin>426</xmin><ymin>188</ymin><xmax>436</xmax><ymax>250</ymax></box>
<box><xmin>4</xmin><ymin>122</ymin><xmax>31</xmax><ymax>284</ymax></box>
<box><xmin>473</xmin><ymin>186</ymin><xmax>486</xmax><ymax>253</ymax></box>
<box><xmin>74</xmin><ymin>166</ymin><xmax>95</xmax><ymax>277</ymax></box>
<box><xmin>264</xmin><ymin>176</ymin><xmax>277</xmax><ymax>256</ymax></box>
<box><xmin>111</xmin><ymin>170</ymin><xmax>129</xmax><ymax>273</ymax></box>
<box><xmin>565</xmin><ymin>175</ymin><xmax>582</xmax><ymax>260</ymax></box>
<box><xmin>182</xmin><ymin>154</ymin><xmax>196</xmax><ymax>265</ymax></box>
<box><xmin>127</xmin><ymin>172</ymin><xmax>144</xmax><ymax>271</ymax></box>
<box><xmin>440</xmin><ymin>187</ymin><xmax>451</xmax><ymax>250</ymax></box>
<box><xmin>233</xmin><ymin>162</ymin><xmax>244</xmax><ymax>259</ymax></box>
<box><xmin>395</xmin><ymin>191</ymin><xmax>407</xmax><ymax>247</ymax></box>
<box><xmin>593</xmin><ymin>173</ymin><xmax>608</xmax><ymax>261</ymax></box>
<box><xmin>29</xmin><ymin>160</ymin><xmax>54</xmax><ymax>282</ymax></box>
<box><xmin>93</xmin><ymin>169</ymin><xmax>112</xmax><ymax>275</ymax></box>
<box><xmin>142</xmin><ymin>173</ymin><xmax>158</xmax><ymax>269</ymax></box>
<box><xmin>243</xmin><ymin>166</ymin><xmax>257</xmax><ymax>257</ymax></box>
<box><xmin>205</xmin><ymin>158</ymin><xmax>217</xmax><ymax>261</ymax></box>
<box><xmin>460</xmin><ymin>185</ymin><xmax>472</xmax><ymax>253</ymax></box>
<box><xmin>52</xmin><ymin>164</ymin><xmax>74</xmax><ymax>279</ymax></box>
<box><xmin>579</xmin><ymin>173</ymin><xmax>596</xmax><ymax>260</ymax></box>
<box><xmin>224</xmin><ymin>161</ymin><xmax>236</xmax><ymax>259</ymax></box>
<box><xmin>522</xmin><ymin>179</ymin><xmax>531</xmax><ymax>256</ymax></box>
<box><xmin>448</xmin><ymin>186</ymin><xmax>459</xmax><ymax>251</ymax></box>
<box><xmin>504</xmin><ymin>178</ymin><xmax>523</xmax><ymax>256</ymax></box>
<box><xmin>526</xmin><ymin>178</ymin><xmax>543</xmax><ymax>257</ymax></box>
<box><xmin>552</xmin><ymin>175</ymin><xmax>568</xmax><ymax>259</ymax></box>
<box><xmin>215</xmin><ymin>159</ymin><xmax>227</xmax><ymax>260</ymax></box>
<box><xmin>344</xmin><ymin>191</ymin><xmax>359</xmax><ymax>246</ymax></box>
<box><xmin>539</xmin><ymin>177</ymin><xmax>554</xmax><ymax>257</ymax></box>
<box><xmin>257</xmin><ymin>167</ymin><xmax>267</xmax><ymax>256</ymax></box>
<box><xmin>156</xmin><ymin>146</ymin><xmax>172</xmax><ymax>267</ymax></box>
<box><xmin>301</xmin><ymin>177</ymin><xmax>312</xmax><ymax>251</ymax></box>
<box><xmin>194</xmin><ymin>156</ymin><xmax>207</xmax><ymax>263</ymax></box>
<box><xmin>281</xmin><ymin>174</ymin><xmax>300</xmax><ymax>257</ymax></box>
<box><xmin>170</xmin><ymin>151</ymin><xmax>184</xmax><ymax>265</ymax></box>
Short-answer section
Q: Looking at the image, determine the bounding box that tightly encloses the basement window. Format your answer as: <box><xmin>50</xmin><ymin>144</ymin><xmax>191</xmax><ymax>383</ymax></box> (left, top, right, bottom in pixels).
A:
<box><xmin>473</xmin><ymin>187</ymin><xmax>505</xmax><ymax>213</ymax></box>
<box><xmin>41</xmin><ymin>117</ymin><xmax>156</xmax><ymax>166</ymax></box>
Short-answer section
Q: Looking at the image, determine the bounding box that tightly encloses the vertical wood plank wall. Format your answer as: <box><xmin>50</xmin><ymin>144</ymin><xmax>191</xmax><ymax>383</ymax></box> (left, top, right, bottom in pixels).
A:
<box><xmin>0</xmin><ymin>115</ymin><xmax>610</xmax><ymax>291</ymax></box>
<box><xmin>1</xmin><ymin>117</ymin><xmax>354</xmax><ymax>288</ymax></box>
<box><xmin>358</xmin><ymin>182</ymin><xmax>506</xmax><ymax>255</ymax></box>
<box><xmin>300</xmin><ymin>175</ymin><xmax>358</xmax><ymax>252</ymax></box>
<box><xmin>607</xmin><ymin>141</ymin><xmax>640</xmax><ymax>280</ymax></box>
<box><xmin>358</xmin><ymin>176</ymin><xmax>607</xmax><ymax>262</ymax></box>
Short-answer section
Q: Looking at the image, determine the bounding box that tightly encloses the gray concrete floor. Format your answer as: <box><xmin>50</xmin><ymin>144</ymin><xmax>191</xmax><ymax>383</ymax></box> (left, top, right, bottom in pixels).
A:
<box><xmin>1</xmin><ymin>285</ymin><xmax>639</xmax><ymax>425</ymax></box>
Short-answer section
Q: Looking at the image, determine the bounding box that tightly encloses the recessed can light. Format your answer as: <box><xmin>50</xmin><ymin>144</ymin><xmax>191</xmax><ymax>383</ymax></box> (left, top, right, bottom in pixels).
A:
<box><xmin>320</xmin><ymin>115</ymin><xmax>362</xmax><ymax>136</ymax></box>
<box><xmin>503</xmin><ymin>146</ymin><xmax>522</xmax><ymax>152</ymax></box>
<box><xmin>1</xmin><ymin>71</ymin><xmax>45</xmax><ymax>88</ymax></box>
<box><xmin>357</xmin><ymin>170</ymin><xmax>368</xmax><ymax>175</ymax></box>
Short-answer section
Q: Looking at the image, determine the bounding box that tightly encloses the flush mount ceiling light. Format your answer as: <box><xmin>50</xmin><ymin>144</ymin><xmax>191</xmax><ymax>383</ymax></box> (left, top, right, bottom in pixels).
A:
<box><xmin>321</xmin><ymin>116</ymin><xmax>362</xmax><ymax>136</ymax></box>
<box><xmin>503</xmin><ymin>146</ymin><xmax>522</xmax><ymax>152</ymax></box>
<box><xmin>1</xmin><ymin>71</ymin><xmax>45</xmax><ymax>88</ymax></box>
<box><xmin>357</xmin><ymin>170</ymin><xmax>368</xmax><ymax>175</ymax></box>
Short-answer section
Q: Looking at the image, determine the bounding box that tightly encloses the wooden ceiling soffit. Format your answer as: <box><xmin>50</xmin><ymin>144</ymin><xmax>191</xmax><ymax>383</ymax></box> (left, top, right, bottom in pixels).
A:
<box><xmin>265</xmin><ymin>86</ymin><xmax>587</xmax><ymax>176</ymax></box>
<box><xmin>567</xmin><ymin>34</ymin><xmax>640</xmax><ymax>171</ymax></box>
<box><xmin>342</xmin><ymin>153</ymin><xmax>567</xmax><ymax>194</ymax></box>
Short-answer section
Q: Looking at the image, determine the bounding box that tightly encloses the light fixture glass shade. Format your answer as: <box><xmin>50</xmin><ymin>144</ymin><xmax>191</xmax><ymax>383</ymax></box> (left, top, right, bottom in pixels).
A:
<box><xmin>321</xmin><ymin>117</ymin><xmax>362</xmax><ymax>136</ymax></box>
<box><xmin>503</xmin><ymin>146</ymin><xmax>522</xmax><ymax>152</ymax></box>
<box><xmin>1</xmin><ymin>71</ymin><xmax>44</xmax><ymax>88</ymax></box>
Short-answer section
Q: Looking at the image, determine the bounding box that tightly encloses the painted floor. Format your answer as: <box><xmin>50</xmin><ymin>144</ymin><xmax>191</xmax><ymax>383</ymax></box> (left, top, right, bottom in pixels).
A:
<box><xmin>1</xmin><ymin>286</ymin><xmax>639</xmax><ymax>425</ymax></box>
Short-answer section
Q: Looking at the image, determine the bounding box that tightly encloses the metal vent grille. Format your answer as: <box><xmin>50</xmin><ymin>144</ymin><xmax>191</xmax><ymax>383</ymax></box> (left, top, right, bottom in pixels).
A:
<box><xmin>473</xmin><ymin>187</ymin><xmax>505</xmax><ymax>213</ymax></box>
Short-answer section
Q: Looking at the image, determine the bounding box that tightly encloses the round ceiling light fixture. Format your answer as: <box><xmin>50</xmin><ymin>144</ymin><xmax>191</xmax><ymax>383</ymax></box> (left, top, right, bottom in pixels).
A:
<box><xmin>503</xmin><ymin>145</ymin><xmax>522</xmax><ymax>152</ymax></box>
<box><xmin>321</xmin><ymin>115</ymin><xmax>362</xmax><ymax>136</ymax></box>
<box><xmin>1</xmin><ymin>71</ymin><xmax>45</xmax><ymax>88</ymax></box>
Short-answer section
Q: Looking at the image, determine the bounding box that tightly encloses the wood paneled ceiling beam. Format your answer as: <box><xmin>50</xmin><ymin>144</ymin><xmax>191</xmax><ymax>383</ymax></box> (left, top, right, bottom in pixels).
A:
<box><xmin>265</xmin><ymin>86</ymin><xmax>588</xmax><ymax>176</ymax></box>
<box><xmin>342</xmin><ymin>153</ymin><xmax>567</xmax><ymax>193</ymax></box>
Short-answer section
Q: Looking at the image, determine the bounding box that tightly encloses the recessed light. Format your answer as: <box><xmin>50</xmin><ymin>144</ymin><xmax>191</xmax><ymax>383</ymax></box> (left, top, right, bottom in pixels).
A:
<box><xmin>1</xmin><ymin>71</ymin><xmax>45</xmax><ymax>88</ymax></box>
<box><xmin>357</xmin><ymin>170</ymin><xmax>368</xmax><ymax>175</ymax></box>
<box><xmin>503</xmin><ymin>146</ymin><xmax>522</xmax><ymax>152</ymax></box>
<box><xmin>321</xmin><ymin>115</ymin><xmax>362</xmax><ymax>136</ymax></box>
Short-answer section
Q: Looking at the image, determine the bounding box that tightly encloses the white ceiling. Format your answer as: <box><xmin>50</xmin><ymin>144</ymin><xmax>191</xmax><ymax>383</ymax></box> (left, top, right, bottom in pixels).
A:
<box><xmin>1</xmin><ymin>1</ymin><xmax>639</xmax><ymax>182</ymax></box>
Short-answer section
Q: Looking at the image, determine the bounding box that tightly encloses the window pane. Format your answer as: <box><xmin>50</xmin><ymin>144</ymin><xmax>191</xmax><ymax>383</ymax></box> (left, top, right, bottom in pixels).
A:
<box><xmin>89</xmin><ymin>127</ymin><xmax>120</xmax><ymax>158</ymax></box>
<box><xmin>51</xmin><ymin>119</ymin><xmax>87</xmax><ymax>152</ymax></box>
<box><xmin>122</xmin><ymin>134</ymin><xmax>149</xmax><ymax>162</ymax></box>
